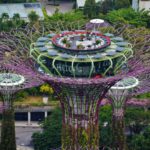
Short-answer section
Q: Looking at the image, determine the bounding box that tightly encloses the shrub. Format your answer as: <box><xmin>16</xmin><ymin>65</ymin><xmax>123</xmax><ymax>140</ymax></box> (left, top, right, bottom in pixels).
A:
<box><xmin>26</xmin><ymin>87</ymin><xmax>40</xmax><ymax>96</ymax></box>
<box><xmin>48</xmin><ymin>10</ymin><xmax>85</xmax><ymax>22</ymax></box>
<box><xmin>40</xmin><ymin>84</ymin><xmax>54</xmax><ymax>96</ymax></box>
<box><xmin>32</xmin><ymin>108</ymin><xmax>62</xmax><ymax>150</ymax></box>
<box><xmin>129</xmin><ymin>126</ymin><xmax>150</xmax><ymax>150</ymax></box>
<box><xmin>105</xmin><ymin>8</ymin><xmax>150</xmax><ymax>27</ymax></box>
<box><xmin>28</xmin><ymin>11</ymin><xmax>39</xmax><ymax>23</ymax></box>
<box><xmin>15</xmin><ymin>91</ymin><xmax>29</xmax><ymax>101</ymax></box>
<box><xmin>136</xmin><ymin>92</ymin><xmax>150</xmax><ymax>99</ymax></box>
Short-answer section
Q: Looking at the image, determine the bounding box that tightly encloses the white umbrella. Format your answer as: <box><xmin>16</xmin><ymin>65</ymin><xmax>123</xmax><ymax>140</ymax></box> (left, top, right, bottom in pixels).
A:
<box><xmin>90</xmin><ymin>19</ymin><xmax>105</xmax><ymax>24</ymax></box>
<box><xmin>86</xmin><ymin>19</ymin><xmax>109</xmax><ymax>31</ymax></box>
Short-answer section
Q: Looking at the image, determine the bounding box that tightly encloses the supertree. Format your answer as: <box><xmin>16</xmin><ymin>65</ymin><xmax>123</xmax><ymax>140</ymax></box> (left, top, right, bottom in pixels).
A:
<box><xmin>107</xmin><ymin>77</ymin><xmax>138</xmax><ymax>149</ymax></box>
<box><xmin>107</xmin><ymin>69</ymin><xmax>150</xmax><ymax>149</ymax></box>
<box><xmin>105</xmin><ymin>26</ymin><xmax>150</xmax><ymax>150</ymax></box>
<box><xmin>0</xmin><ymin>31</ymin><xmax>44</xmax><ymax>150</ymax></box>
<box><xmin>29</xmin><ymin>22</ymin><xmax>150</xmax><ymax>150</ymax></box>
<box><xmin>0</xmin><ymin>61</ymin><xmax>44</xmax><ymax>150</ymax></box>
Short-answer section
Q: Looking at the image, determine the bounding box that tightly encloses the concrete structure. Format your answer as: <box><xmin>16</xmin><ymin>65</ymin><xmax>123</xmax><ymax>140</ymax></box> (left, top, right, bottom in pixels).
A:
<box><xmin>132</xmin><ymin>0</ymin><xmax>150</xmax><ymax>11</ymax></box>
<box><xmin>139</xmin><ymin>0</ymin><xmax>150</xmax><ymax>11</ymax></box>
<box><xmin>15</xmin><ymin>106</ymin><xmax>54</xmax><ymax>125</ymax></box>
<box><xmin>46</xmin><ymin>1</ymin><xmax>74</xmax><ymax>16</ymax></box>
<box><xmin>132</xmin><ymin>0</ymin><xmax>139</xmax><ymax>11</ymax></box>
<box><xmin>0</xmin><ymin>3</ymin><xmax>44</xmax><ymax>20</ymax></box>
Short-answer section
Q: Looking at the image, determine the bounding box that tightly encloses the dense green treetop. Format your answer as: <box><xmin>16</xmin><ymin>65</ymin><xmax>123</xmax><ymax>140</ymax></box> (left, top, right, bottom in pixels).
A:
<box><xmin>83</xmin><ymin>0</ymin><xmax>99</xmax><ymax>18</ymax></box>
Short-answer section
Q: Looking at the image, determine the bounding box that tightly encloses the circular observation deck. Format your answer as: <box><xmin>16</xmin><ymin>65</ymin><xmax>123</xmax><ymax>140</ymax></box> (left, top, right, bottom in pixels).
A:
<box><xmin>30</xmin><ymin>30</ymin><xmax>133</xmax><ymax>78</ymax></box>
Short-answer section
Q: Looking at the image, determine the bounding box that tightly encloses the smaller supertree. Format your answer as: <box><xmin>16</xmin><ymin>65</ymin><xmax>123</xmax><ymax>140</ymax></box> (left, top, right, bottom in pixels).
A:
<box><xmin>107</xmin><ymin>77</ymin><xmax>139</xmax><ymax>149</ymax></box>
<box><xmin>0</xmin><ymin>62</ymin><xmax>43</xmax><ymax>150</ymax></box>
<box><xmin>107</xmin><ymin>68</ymin><xmax>150</xmax><ymax>150</ymax></box>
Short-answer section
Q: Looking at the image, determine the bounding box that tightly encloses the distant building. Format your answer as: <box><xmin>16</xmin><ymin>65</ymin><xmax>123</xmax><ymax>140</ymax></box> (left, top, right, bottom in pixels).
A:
<box><xmin>0</xmin><ymin>3</ymin><xmax>44</xmax><ymax>20</ymax></box>
<box><xmin>139</xmin><ymin>0</ymin><xmax>150</xmax><ymax>11</ymax></box>
<box><xmin>76</xmin><ymin>0</ymin><xmax>102</xmax><ymax>8</ymax></box>
<box><xmin>132</xmin><ymin>0</ymin><xmax>150</xmax><ymax>11</ymax></box>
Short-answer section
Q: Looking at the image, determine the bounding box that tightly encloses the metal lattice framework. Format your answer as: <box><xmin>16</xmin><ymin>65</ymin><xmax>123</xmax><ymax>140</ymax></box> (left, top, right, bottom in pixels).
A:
<box><xmin>108</xmin><ymin>77</ymin><xmax>139</xmax><ymax>119</ymax></box>
<box><xmin>106</xmin><ymin>71</ymin><xmax>150</xmax><ymax>150</ymax></box>
<box><xmin>107</xmin><ymin>77</ymin><xmax>139</xmax><ymax>150</ymax></box>
<box><xmin>44</xmin><ymin>76</ymin><xmax>120</xmax><ymax>150</ymax></box>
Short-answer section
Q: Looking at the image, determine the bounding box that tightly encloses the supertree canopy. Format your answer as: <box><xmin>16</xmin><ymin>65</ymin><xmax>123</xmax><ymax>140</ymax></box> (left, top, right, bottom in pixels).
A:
<box><xmin>107</xmin><ymin>77</ymin><xmax>139</xmax><ymax>150</ymax></box>
<box><xmin>29</xmin><ymin>22</ymin><xmax>150</xmax><ymax>150</ymax></box>
<box><xmin>0</xmin><ymin>62</ymin><xmax>43</xmax><ymax>150</ymax></box>
<box><xmin>30</xmin><ymin>30</ymin><xmax>133</xmax><ymax>78</ymax></box>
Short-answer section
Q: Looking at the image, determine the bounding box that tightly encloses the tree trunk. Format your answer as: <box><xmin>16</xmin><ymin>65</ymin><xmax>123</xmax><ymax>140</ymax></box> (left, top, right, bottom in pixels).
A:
<box><xmin>62</xmin><ymin>118</ymin><xmax>99</xmax><ymax>150</ymax></box>
<box><xmin>112</xmin><ymin>110</ymin><xmax>127</xmax><ymax>150</ymax></box>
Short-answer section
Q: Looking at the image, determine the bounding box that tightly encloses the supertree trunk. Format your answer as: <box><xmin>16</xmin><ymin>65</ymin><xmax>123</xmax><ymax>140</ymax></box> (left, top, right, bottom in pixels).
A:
<box><xmin>112</xmin><ymin>108</ymin><xmax>127</xmax><ymax>150</ymax></box>
<box><xmin>48</xmin><ymin>79</ymin><xmax>115</xmax><ymax>150</ymax></box>
<box><xmin>59</xmin><ymin>85</ymin><xmax>101</xmax><ymax>150</ymax></box>
<box><xmin>62</xmin><ymin>118</ymin><xmax>99</xmax><ymax>150</ymax></box>
<box><xmin>0</xmin><ymin>95</ymin><xmax>16</xmax><ymax>150</ymax></box>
